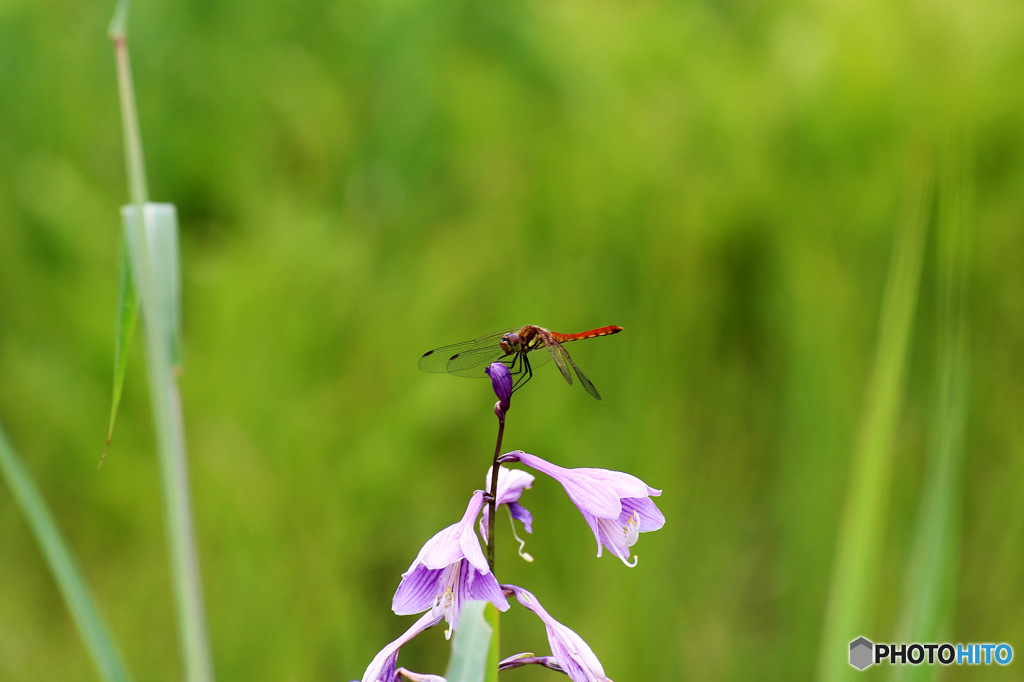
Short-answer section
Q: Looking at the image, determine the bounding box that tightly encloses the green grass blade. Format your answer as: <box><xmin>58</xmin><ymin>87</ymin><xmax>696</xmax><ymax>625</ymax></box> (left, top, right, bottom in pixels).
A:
<box><xmin>484</xmin><ymin>602</ymin><xmax>500</xmax><ymax>682</ymax></box>
<box><xmin>107</xmin><ymin>0</ymin><xmax>132</xmax><ymax>39</ymax></box>
<box><xmin>122</xmin><ymin>202</ymin><xmax>214</xmax><ymax>682</ymax></box>
<box><xmin>123</xmin><ymin>204</ymin><xmax>182</xmax><ymax>367</ymax></box>
<box><xmin>110</xmin><ymin>3</ymin><xmax>214</xmax><ymax>679</ymax></box>
<box><xmin>890</xmin><ymin>133</ymin><xmax>971</xmax><ymax>682</ymax></box>
<box><xmin>817</xmin><ymin>158</ymin><xmax>931</xmax><ymax>682</ymax></box>
<box><xmin>100</xmin><ymin>242</ymin><xmax>139</xmax><ymax>468</ymax></box>
<box><xmin>0</xmin><ymin>423</ymin><xmax>134</xmax><ymax>682</ymax></box>
<box><xmin>445</xmin><ymin>601</ymin><xmax>494</xmax><ymax>682</ymax></box>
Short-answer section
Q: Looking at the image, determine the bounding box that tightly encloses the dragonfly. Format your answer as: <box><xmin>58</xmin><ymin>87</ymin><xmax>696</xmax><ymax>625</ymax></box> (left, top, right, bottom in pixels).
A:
<box><xmin>418</xmin><ymin>325</ymin><xmax>623</xmax><ymax>400</ymax></box>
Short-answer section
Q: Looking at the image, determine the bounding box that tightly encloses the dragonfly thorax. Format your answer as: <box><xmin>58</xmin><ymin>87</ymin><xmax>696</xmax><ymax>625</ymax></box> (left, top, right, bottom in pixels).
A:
<box><xmin>500</xmin><ymin>326</ymin><xmax>545</xmax><ymax>355</ymax></box>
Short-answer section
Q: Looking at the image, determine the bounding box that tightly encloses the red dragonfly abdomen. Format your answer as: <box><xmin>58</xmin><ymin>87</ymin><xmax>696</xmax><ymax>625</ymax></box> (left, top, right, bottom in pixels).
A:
<box><xmin>549</xmin><ymin>325</ymin><xmax>623</xmax><ymax>343</ymax></box>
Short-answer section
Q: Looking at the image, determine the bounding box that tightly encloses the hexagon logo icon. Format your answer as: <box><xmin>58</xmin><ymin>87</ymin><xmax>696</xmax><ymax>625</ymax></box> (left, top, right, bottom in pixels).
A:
<box><xmin>849</xmin><ymin>637</ymin><xmax>874</xmax><ymax>670</ymax></box>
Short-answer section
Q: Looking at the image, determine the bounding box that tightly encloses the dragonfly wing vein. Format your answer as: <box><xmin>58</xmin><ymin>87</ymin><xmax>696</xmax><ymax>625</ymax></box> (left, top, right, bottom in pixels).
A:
<box><xmin>564</xmin><ymin>349</ymin><xmax>601</xmax><ymax>400</ymax></box>
<box><xmin>418</xmin><ymin>329</ymin><xmax>515</xmax><ymax>373</ymax></box>
<box><xmin>446</xmin><ymin>346</ymin><xmax>510</xmax><ymax>377</ymax></box>
<box><xmin>548</xmin><ymin>342</ymin><xmax>573</xmax><ymax>385</ymax></box>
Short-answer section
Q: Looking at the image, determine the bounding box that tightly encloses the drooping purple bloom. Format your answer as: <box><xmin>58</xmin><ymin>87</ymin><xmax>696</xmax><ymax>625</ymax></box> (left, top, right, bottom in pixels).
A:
<box><xmin>479</xmin><ymin>465</ymin><xmax>534</xmax><ymax>545</ymax></box>
<box><xmin>505</xmin><ymin>585</ymin><xmax>612</xmax><ymax>682</ymax></box>
<box><xmin>486</xmin><ymin>362</ymin><xmax>512</xmax><ymax>414</ymax></box>
<box><xmin>394</xmin><ymin>669</ymin><xmax>446</xmax><ymax>682</ymax></box>
<box><xmin>498</xmin><ymin>654</ymin><xmax>564</xmax><ymax>674</ymax></box>
<box><xmin>498</xmin><ymin>451</ymin><xmax>664</xmax><ymax>567</ymax></box>
<box><xmin>392</xmin><ymin>491</ymin><xmax>509</xmax><ymax>637</ymax></box>
<box><xmin>358</xmin><ymin>610</ymin><xmax>443</xmax><ymax>682</ymax></box>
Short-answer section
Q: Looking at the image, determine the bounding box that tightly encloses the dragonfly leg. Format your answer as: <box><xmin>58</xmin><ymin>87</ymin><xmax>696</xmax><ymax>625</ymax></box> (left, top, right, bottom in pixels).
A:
<box><xmin>505</xmin><ymin>351</ymin><xmax>523</xmax><ymax>376</ymax></box>
<box><xmin>512</xmin><ymin>354</ymin><xmax>534</xmax><ymax>393</ymax></box>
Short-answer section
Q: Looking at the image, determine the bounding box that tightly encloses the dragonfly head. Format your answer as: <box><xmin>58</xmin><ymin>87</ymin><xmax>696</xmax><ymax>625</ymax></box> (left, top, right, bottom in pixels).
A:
<box><xmin>499</xmin><ymin>332</ymin><xmax>522</xmax><ymax>355</ymax></box>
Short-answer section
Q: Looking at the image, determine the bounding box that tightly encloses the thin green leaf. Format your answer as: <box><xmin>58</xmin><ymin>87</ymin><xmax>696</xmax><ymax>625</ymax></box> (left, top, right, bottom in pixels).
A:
<box><xmin>111</xmin><ymin>8</ymin><xmax>212</xmax><ymax>678</ymax></box>
<box><xmin>100</xmin><ymin>241</ymin><xmax>139</xmax><ymax>468</ymax></box>
<box><xmin>107</xmin><ymin>0</ymin><xmax>131</xmax><ymax>39</ymax></box>
<box><xmin>0</xmin><ymin>422</ymin><xmax>134</xmax><ymax>682</ymax></box>
<box><xmin>122</xmin><ymin>203</ymin><xmax>182</xmax><ymax>368</ymax></box>
<box><xmin>483</xmin><ymin>602</ymin><xmax>500</xmax><ymax>682</ymax></box>
<box><xmin>445</xmin><ymin>601</ymin><xmax>494</xmax><ymax>682</ymax></box>
<box><xmin>817</xmin><ymin>156</ymin><xmax>931</xmax><ymax>682</ymax></box>
<box><xmin>890</xmin><ymin>133</ymin><xmax>971</xmax><ymax>682</ymax></box>
<box><xmin>122</xmin><ymin>200</ymin><xmax>212</xmax><ymax>682</ymax></box>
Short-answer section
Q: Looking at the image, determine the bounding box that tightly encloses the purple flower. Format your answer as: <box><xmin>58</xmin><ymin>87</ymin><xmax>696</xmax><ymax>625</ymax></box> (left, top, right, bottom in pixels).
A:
<box><xmin>485</xmin><ymin>362</ymin><xmax>512</xmax><ymax>414</ymax></box>
<box><xmin>392</xmin><ymin>491</ymin><xmax>509</xmax><ymax>638</ymax></box>
<box><xmin>498</xmin><ymin>654</ymin><xmax>563</xmax><ymax>674</ymax></box>
<box><xmin>479</xmin><ymin>465</ymin><xmax>535</xmax><ymax>560</ymax></box>
<box><xmin>394</xmin><ymin>669</ymin><xmax>446</xmax><ymax>682</ymax></box>
<box><xmin>358</xmin><ymin>610</ymin><xmax>443</xmax><ymax>682</ymax></box>
<box><xmin>505</xmin><ymin>585</ymin><xmax>612</xmax><ymax>682</ymax></box>
<box><xmin>498</xmin><ymin>451</ymin><xmax>664</xmax><ymax>567</ymax></box>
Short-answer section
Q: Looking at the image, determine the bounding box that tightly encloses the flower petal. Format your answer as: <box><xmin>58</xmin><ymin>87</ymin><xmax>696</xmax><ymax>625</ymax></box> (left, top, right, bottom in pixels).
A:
<box><xmin>392</xmin><ymin>565</ymin><xmax>444</xmax><ymax>615</ymax></box>
<box><xmin>594</xmin><ymin>516</ymin><xmax>634</xmax><ymax>566</ymax></box>
<box><xmin>459</xmin><ymin>527</ymin><xmax>489</xmax><ymax>575</ymax></box>
<box><xmin>507</xmin><ymin>502</ymin><xmax>533</xmax><ymax>534</ymax></box>
<box><xmin>361</xmin><ymin>610</ymin><xmax>444</xmax><ymax>682</ymax></box>
<box><xmin>495</xmin><ymin>467</ymin><xmax>535</xmax><ymax>505</ymax></box>
<box><xmin>506</xmin><ymin>585</ymin><xmax>609</xmax><ymax>682</ymax></box>
<box><xmin>396</xmin><ymin>668</ymin><xmax>447</xmax><ymax>682</ymax></box>
<box><xmin>575</xmin><ymin>467</ymin><xmax>657</xmax><ymax>499</ymax></box>
<box><xmin>412</xmin><ymin>524</ymin><xmax>465</xmax><ymax>570</ymax></box>
<box><xmin>620</xmin><ymin>496</ymin><xmax>664</xmax><ymax>533</ymax></box>
<box><xmin>582</xmin><ymin>513</ymin><xmax>604</xmax><ymax>558</ymax></box>
<box><xmin>462</xmin><ymin>565</ymin><xmax>510</xmax><ymax>611</ymax></box>
<box><xmin>480</xmin><ymin>466</ymin><xmax>535</xmax><ymax>542</ymax></box>
<box><xmin>513</xmin><ymin>452</ymin><xmax>621</xmax><ymax>519</ymax></box>
<box><xmin>458</xmin><ymin>492</ymin><xmax>489</xmax><ymax>573</ymax></box>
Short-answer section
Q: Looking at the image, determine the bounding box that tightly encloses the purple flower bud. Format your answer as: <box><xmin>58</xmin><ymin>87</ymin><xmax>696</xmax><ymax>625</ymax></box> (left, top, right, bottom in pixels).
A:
<box><xmin>485</xmin><ymin>362</ymin><xmax>512</xmax><ymax>413</ymax></box>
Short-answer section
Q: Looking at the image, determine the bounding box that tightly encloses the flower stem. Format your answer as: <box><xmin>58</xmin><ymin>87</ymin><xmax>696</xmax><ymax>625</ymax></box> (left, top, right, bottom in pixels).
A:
<box><xmin>486</xmin><ymin>414</ymin><xmax>505</xmax><ymax>572</ymax></box>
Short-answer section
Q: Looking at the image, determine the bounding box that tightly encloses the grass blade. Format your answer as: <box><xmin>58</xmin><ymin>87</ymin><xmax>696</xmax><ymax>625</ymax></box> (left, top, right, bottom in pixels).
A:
<box><xmin>445</xmin><ymin>601</ymin><xmax>494</xmax><ymax>682</ymax></box>
<box><xmin>122</xmin><ymin>204</ymin><xmax>182</xmax><ymax>367</ymax></box>
<box><xmin>100</xmin><ymin>242</ymin><xmax>139</xmax><ymax>468</ymax></box>
<box><xmin>109</xmin><ymin>2</ymin><xmax>214</xmax><ymax>679</ymax></box>
<box><xmin>890</xmin><ymin>132</ymin><xmax>971</xmax><ymax>682</ymax></box>
<box><xmin>817</xmin><ymin>156</ymin><xmax>931</xmax><ymax>682</ymax></box>
<box><xmin>0</xmin><ymin>423</ymin><xmax>134</xmax><ymax>682</ymax></box>
<box><xmin>484</xmin><ymin>602</ymin><xmax>500</xmax><ymax>682</ymax></box>
<box><xmin>121</xmin><ymin>202</ymin><xmax>214</xmax><ymax>682</ymax></box>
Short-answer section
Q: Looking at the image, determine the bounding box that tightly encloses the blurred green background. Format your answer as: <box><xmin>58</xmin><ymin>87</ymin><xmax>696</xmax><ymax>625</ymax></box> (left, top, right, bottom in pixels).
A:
<box><xmin>1</xmin><ymin>0</ymin><xmax>1022</xmax><ymax>679</ymax></box>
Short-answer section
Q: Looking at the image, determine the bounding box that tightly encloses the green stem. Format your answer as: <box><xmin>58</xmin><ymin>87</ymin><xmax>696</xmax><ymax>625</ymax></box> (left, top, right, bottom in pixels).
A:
<box><xmin>486</xmin><ymin>414</ymin><xmax>505</xmax><ymax>573</ymax></box>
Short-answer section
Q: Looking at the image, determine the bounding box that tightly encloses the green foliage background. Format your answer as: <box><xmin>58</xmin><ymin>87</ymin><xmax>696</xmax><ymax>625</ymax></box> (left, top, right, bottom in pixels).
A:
<box><xmin>1</xmin><ymin>0</ymin><xmax>1022</xmax><ymax>680</ymax></box>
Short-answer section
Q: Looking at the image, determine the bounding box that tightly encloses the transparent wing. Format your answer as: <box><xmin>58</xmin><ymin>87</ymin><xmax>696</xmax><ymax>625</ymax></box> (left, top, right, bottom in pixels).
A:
<box><xmin>418</xmin><ymin>329</ymin><xmax>516</xmax><ymax>373</ymax></box>
<box><xmin>447</xmin><ymin>346</ymin><xmax>512</xmax><ymax>377</ymax></box>
<box><xmin>526</xmin><ymin>347</ymin><xmax>553</xmax><ymax>369</ymax></box>
<box><xmin>550</xmin><ymin>341</ymin><xmax>601</xmax><ymax>400</ymax></box>
<box><xmin>546</xmin><ymin>341</ymin><xmax>573</xmax><ymax>386</ymax></box>
<box><xmin>450</xmin><ymin>340</ymin><xmax>556</xmax><ymax>378</ymax></box>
